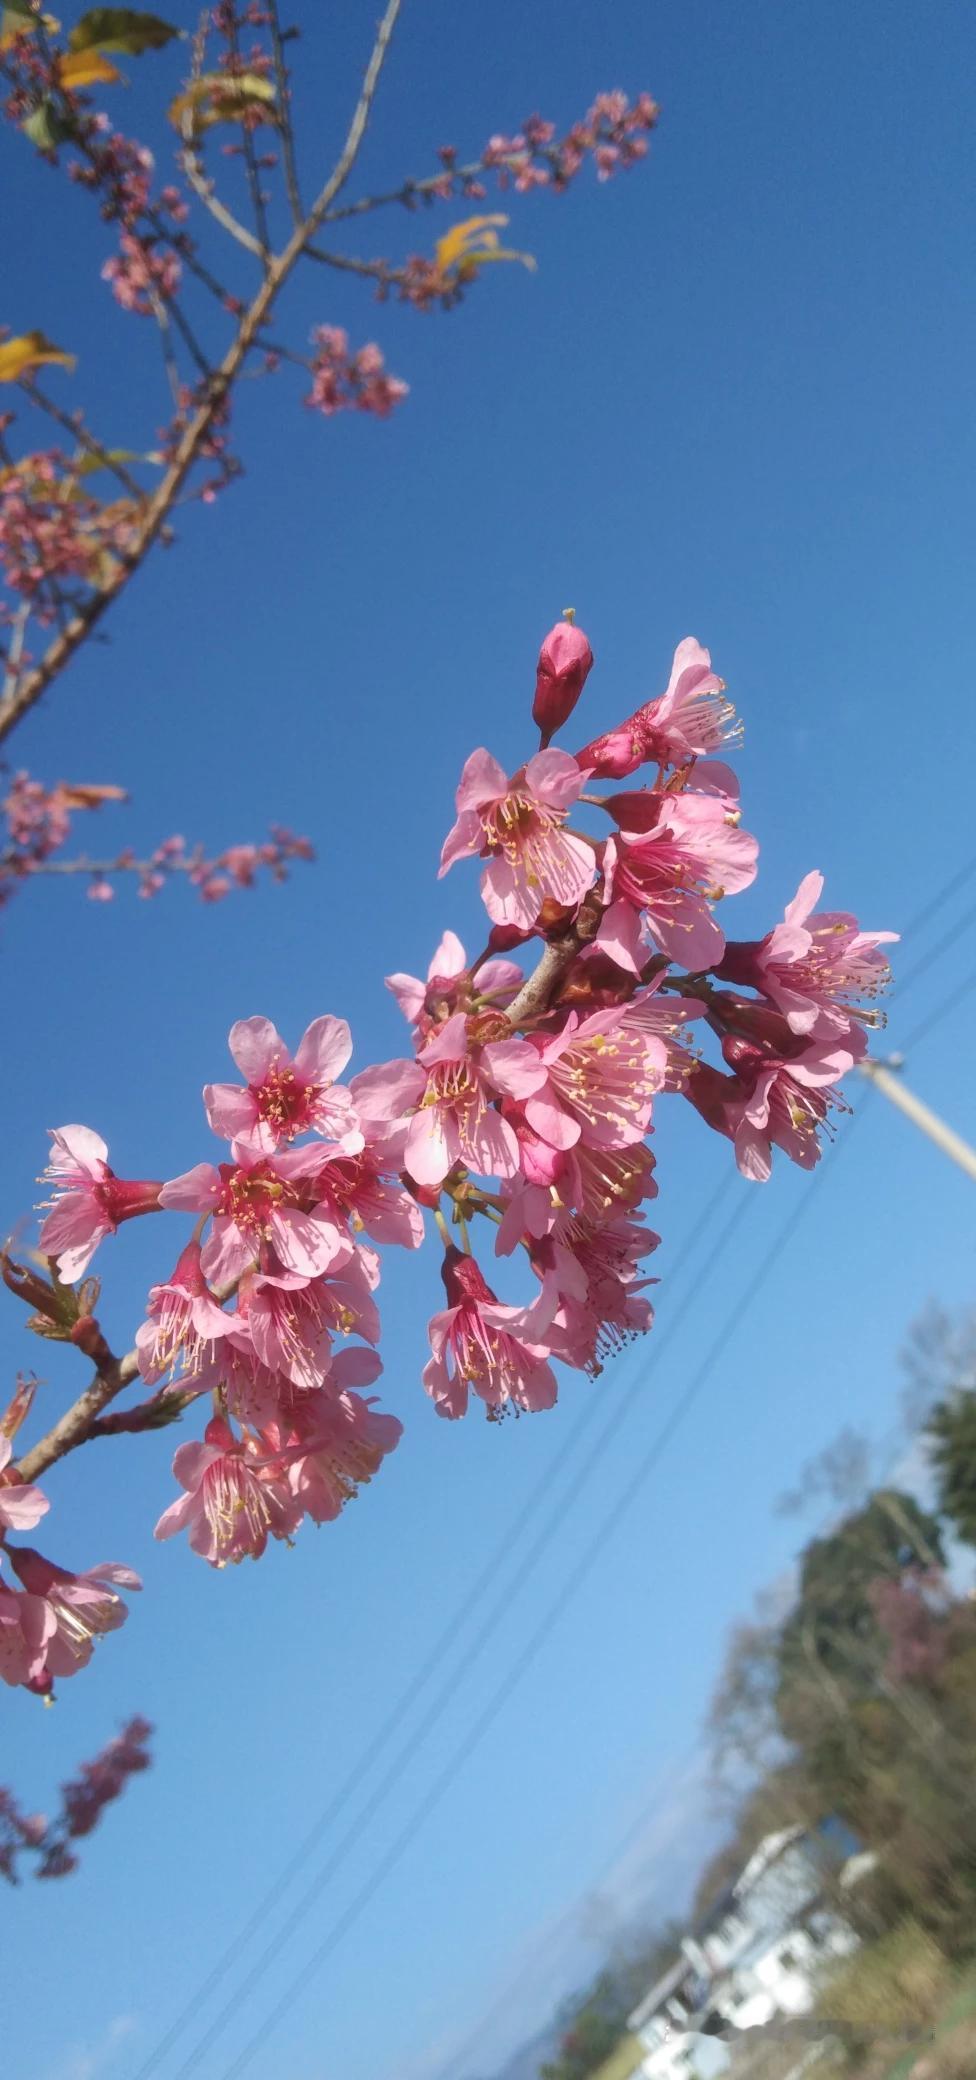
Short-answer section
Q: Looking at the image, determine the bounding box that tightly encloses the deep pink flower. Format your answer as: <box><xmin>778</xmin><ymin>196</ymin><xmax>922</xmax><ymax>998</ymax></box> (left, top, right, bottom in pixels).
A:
<box><xmin>719</xmin><ymin>1033</ymin><xmax>857</xmax><ymax>1181</ymax></box>
<box><xmin>531</xmin><ymin>1213</ymin><xmax>657</xmax><ymax>1375</ymax></box>
<box><xmin>422</xmin><ymin>1247</ymin><xmax>558</xmax><ymax>1419</ymax></box>
<box><xmin>601</xmin><ymin>792</ymin><xmax>759</xmax><ymax>969</ymax></box>
<box><xmin>159</xmin><ymin>1144</ymin><xmax>352</xmax><ymax>1284</ymax></box>
<box><xmin>236</xmin><ymin>1268</ymin><xmax>338</xmax><ymax>1392</ymax></box>
<box><xmin>0</xmin><ymin>1434</ymin><xmax>49</xmax><ymax>1532</ymax></box>
<box><xmin>576</xmin><ymin>638</ymin><xmax>739</xmax><ymax>777</ymax></box>
<box><xmin>385</xmin><ymin>930</ymin><xmax>523</xmax><ymax>1037</ymax></box>
<box><xmin>311</xmin><ymin>1132</ymin><xmax>426</xmax><ymax>1250</ymax></box>
<box><xmin>154</xmin><ymin>1416</ymin><xmax>301</xmax><ymax>1566</ymax></box>
<box><xmin>7</xmin><ymin>1548</ymin><xmax>140</xmax><ymax>1684</ymax></box>
<box><xmin>519</xmin><ymin>1003</ymin><xmax>667</xmax><ymax>1152</ymax></box>
<box><xmin>715</xmin><ymin>871</ymin><xmax>897</xmax><ymax>1039</ymax></box>
<box><xmin>439</xmin><ymin>747</ymin><xmax>597</xmax><ymax>930</ymax></box>
<box><xmin>204</xmin><ymin>1015</ymin><xmax>360</xmax><ymax>1152</ymax></box>
<box><xmin>38</xmin><ymin>1126</ymin><xmax>163</xmax><ymax>1282</ymax></box>
<box><xmin>533</xmin><ymin>618</ymin><xmax>594</xmax><ymax>744</ymax></box>
<box><xmin>135</xmin><ymin>1240</ymin><xmax>241</xmax><ymax>1383</ymax></box>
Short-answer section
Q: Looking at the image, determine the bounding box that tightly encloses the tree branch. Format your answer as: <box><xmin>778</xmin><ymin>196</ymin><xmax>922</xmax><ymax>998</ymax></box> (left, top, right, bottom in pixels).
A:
<box><xmin>15</xmin><ymin>1346</ymin><xmax>140</xmax><ymax>1483</ymax></box>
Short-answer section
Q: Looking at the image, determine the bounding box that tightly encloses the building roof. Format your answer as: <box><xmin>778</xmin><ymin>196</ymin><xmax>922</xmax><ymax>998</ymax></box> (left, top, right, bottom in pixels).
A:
<box><xmin>627</xmin><ymin>1953</ymin><xmax>696</xmax><ymax>2032</ymax></box>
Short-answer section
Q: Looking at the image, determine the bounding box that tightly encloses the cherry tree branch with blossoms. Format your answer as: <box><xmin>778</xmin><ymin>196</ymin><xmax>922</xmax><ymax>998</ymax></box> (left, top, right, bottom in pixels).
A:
<box><xmin>0</xmin><ymin>613</ymin><xmax>897</xmax><ymax>1700</ymax></box>
<box><xmin>1</xmin><ymin>1714</ymin><xmax>152</xmax><ymax>1880</ymax></box>
<box><xmin>0</xmin><ymin>0</ymin><xmax>659</xmax><ymax>751</ymax></box>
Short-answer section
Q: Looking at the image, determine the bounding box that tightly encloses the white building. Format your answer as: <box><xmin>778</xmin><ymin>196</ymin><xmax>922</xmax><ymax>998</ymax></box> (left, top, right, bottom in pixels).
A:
<box><xmin>627</xmin><ymin>1820</ymin><xmax>872</xmax><ymax>2080</ymax></box>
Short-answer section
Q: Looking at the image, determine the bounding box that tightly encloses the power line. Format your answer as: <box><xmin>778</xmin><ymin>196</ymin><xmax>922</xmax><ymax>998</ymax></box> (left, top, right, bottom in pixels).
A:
<box><xmin>168</xmin><ymin>1184</ymin><xmax>747</xmax><ymax>2080</ymax></box>
<box><xmin>901</xmin><ymin>963</ymin><xmax>976</xmax><ymax>1055</ymax></box>
<box><xmin>896</xmin><ymin>851</ymin><xmax>976</xmax><ymax>949</ymax></box>
<box><xmin>214</xmin><ymin>1148</ymin><xmax>861</xmax><ymax>2080</ymax></box>
<box><xmin>134</xmin><ymin>1182</ymin><xmax>738</xmax><ymax>2080</ymax></box>
<box><xmin>892</xmin><ymin>897</ymin><xmax>976</xmax><ymax>1001</ymax></box>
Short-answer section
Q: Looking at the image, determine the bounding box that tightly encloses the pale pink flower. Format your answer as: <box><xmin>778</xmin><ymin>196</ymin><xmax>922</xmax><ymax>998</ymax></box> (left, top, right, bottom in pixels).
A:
<box><xmin>519</xmin><ymin>1004</ymin><xmax>667</xmax><ymax>1152</ymax></box>
<box><xmin>532</xmin><ymin>1213</ymin><xmax>657</xmax><ymax>1374</ymax></box>
<box><xmin>281</xmin><ymin>1386</ymin><xmax>402</xmax><ymax>1524</ymax></box>
<box><xmin>385</xmin><ymin>930</ymin><xmax>523</xmax><ymax>1037</ymax></box>
<box><xmin>236</xmin><ymin>1268</ymin><xmax>338</xmax><ymax>1392</ymax></box>
<box><xmin>204</xmin><ymin>1015</ymin><xmax>361</xmax><ymax>1152</ymax></box>
<box><xmin>7</xmin><ymin>1548</ymin><xmax>140</xmax><ymax>1683</ymax></box>
<box><xmin>135</xmin><ymin>1239</ymin><xmax>241</xmax><ymax>1383</ymax></box>
<box><xmin>311</xmin><ymin>1133</ymin><xmax>426</xmax><ymax>1250</ymax></box>
<box><xmin>39</xmin><ymin>1126</ymin><xmax>163</xmax><ymax>1282</ymax></box>
<box><xmin>533</xmin><ymin>618</ymin><xmax>594</xmax><ymax>744</ymax></box>
<box><xmin>720</xmin><ymin>1033</ymin><xmax>857</xmax><ymax>1181</ymax></box>
<box><xmin>0</xmin><ymin>1434</ymin><xmax>49</xmax><ymax>1532</ymax></box>
<box><xmin>576</xmin><ymin>637</ymin><xmax>739</xmax><ymax>777</ymax></box>
<box><xmin>439</xmin><ymin>747</ymin><xmax>597</xmax><ymax>930</ymax></box>
<box><xmin>0</xmin><ymin>1572</ymin><xmax>55</xmax><ymax>1692</ymax></box>
<box><xmin>422</xmin><ymin>1248</ymin><xmax>557</xmax><ymax>1419</ymax></box>
<box><xmin>159</xmin><ymin>1144</ymin><xmax>352</xmax><ymax>1284</ymax></box>
<box><xmin>602</xmin><ymin>792</ymin><xmax>758</xmax><ymax>969</ymax></box>
<box><xmin>352</xmin><ymin>1013</ymin><xmax>546</xmax><ymax>1188</ymax></box>
<box><xmin>154</xmin><ymin>1417</ymin><xmax>301</xmax><ymax>1566</ymax></box>
<box><xmin>715</xmin><ymin>871</ymin><xmax>897</xmax><ymax>1038</ymax></box>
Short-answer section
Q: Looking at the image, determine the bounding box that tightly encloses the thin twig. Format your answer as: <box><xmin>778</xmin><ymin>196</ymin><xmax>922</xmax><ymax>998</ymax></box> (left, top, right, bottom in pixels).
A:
<box><xmin>268</xmin><ymin>0</ymin><xmax>304</xmax><ymax>224</ymax></box>
<box><xmin>224</xmin><ymin>6</ymin><xmax>272</xmax><ymax>256</ymax></box>
<box><xmin>1</xmin><ymin>601</ymin><xmax>31</xmax><ymax>706</ymax></box>
<box><xmin>23</xmin><ymin>382</ymin><xmax>147</xmax><ymax>503</ymax></box>
<box><xmin>15</xmin><ymin>1346</ymin><xmax>141</xmax><ymax>1483</ymax></box>
<box><xmin>180</xmin><ymin>142</ymin><xmax>266</xmax><ymax>256</ymax></box>
<box><xmin>0</xmin><ymin>0</ymin><xmax>404</xmax><ymax>747</ymax></box>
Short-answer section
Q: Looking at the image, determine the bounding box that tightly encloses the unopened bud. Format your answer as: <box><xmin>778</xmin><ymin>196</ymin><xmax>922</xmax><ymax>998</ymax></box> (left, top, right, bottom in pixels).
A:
<box><xmin>533</xmin><ymin>618</ymin><xmax>594</xmax><ymax>745</ymax></box>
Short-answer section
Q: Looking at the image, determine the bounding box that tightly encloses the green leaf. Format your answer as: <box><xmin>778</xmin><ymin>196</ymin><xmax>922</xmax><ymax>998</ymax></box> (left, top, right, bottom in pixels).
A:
<box><xmin>22</xmin><ymin>96</ymin><xmax>74</xmax><ymax>148</ymax></box>
<box><xmin>73</xmin><ymin>446</ymin><xmax>150</xmax><ymax>476</ymax></box>
<box><xmin>68</xmin><ymin>6</ymin><xmax>178</xmax><ymax>54</ymax></box>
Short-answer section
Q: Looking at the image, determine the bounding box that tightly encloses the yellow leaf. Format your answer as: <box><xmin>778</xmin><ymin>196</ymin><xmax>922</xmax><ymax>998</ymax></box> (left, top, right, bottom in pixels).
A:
<box><xmin>0</xmin><ymin>330</ymin><xmax>76</xmax><ymax>382</ymax></box>
<box><xmin>58</xmin><ymin>45</ymin><xmax>121</xmax><ymax>84</ymax></box>
<box><xmin>0</xmin><ymin>9</ymin><xmax>60</xmax><ymax>50</ymax></box>
<box><xmin>169</xmin><ymin>69</ymin><xmax>275</xmax><ymax>136</ymax></box>
<box><xmin>434</xmin><ymin>214</ymin><xmax>536</xmax><ymax>285</ymax></box>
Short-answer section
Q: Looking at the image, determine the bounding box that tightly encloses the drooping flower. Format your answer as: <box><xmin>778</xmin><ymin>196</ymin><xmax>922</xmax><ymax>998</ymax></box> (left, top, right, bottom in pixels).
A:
<box><xmin>439</xmin><ymin>748</ymin><xmax>597</xmax><ymax>930</ymax></box>
<box><xmin>280</xmin><ymin>1384</ymin><xmax>402</xmax><ymax>1525</ymax></box>
<box><xmin>136</xmin><ymin>1239</ymin><xmax>242</xmax><ymax>1382</ymax></box>
<box><xmin>159</xmin><ymin>1144</ymin><xmax>353</xmax><ymax>1285</ymax></box>
<box><xmin>533</xmin><ymin>617</ymin><xmax>594</xmax><ymax>744</ymax></box>
<box><xmin>385</xmin><ymin>930</ymin><xmax>523</xmax><ymax>1038</ymax></box>
<box><xmin>38</xmin><ymin>1126</ymin><xmax>163</xmax><ymax>1282</ymax></box>
<box><xmin>6</xmin><ymin>1548</ymin><xmax>140</xmax><ymax>1685</ymax></box>
<box><xmin>0</xmin><ymin>1570</ymin><xmax>56</xmax><ymax>1691</ymax></box>
<box><xmin>0</xmin><ymin>1434</ymin><xmax>49</xmax><ymax>1532</ymax></box>
<box><xmin>532</xmin><ymin>1213</ymin><xmax>658</xmax><ymax>1375</ymax></box>
<box><xmin>715</xmin><ymin>871</ymin><xmax>897</xmax><ymax>1039</ymax></box>
<box><xmin>422</xmin><ymin>1247</ymin><xmax>558</xmax><ymax>1419</ymax></box>
<box><xmin>154</xmin><ymin>1417</ymin><xmax>301</xmax><ymax>1566</ymax></box>
<box><xmin>204</xmin><ymin>1015</ymin><xmax>361</xmax><ymax>1152</ymax></box>
<box><xmin>718</xmin><ymin>1033</ymin><xmax>857</xmax><ymax>1181</ymax></box>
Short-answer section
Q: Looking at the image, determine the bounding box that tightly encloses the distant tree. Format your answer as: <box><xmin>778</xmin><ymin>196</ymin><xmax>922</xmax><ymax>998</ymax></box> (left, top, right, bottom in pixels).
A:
<box><xmin>928</xmin><ymin>1389</ymin><xmax>976</xmax><ymax>1551</ymax></box>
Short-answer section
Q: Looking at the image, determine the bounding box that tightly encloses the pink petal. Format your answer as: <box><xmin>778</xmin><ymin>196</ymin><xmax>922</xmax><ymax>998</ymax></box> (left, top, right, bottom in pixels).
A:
<box><xmin>783</xmin><ymin>870</ymin><xmax>825</xmax><ymax>930</ymax></box>
<box><xmin>331</xmin><ymin>1346</ymin><xmax>384</xmax><ymax>1390</ymax></box>
<box><xmin>0</xmin><ymin>1483</ymin><xmax>49</xmax><ymax>1531</ymax></box>
<box><xmin>270</xmin><ymin>1206</ymin><xmax>348</xmax><ymax>1279</ymax></box>
<box><xmin>523</xmin><ymin>1092</ymin><xmax>582</xmax><ymax>1149</ymax></box>
<box><xmin>294</xmin><ymin>1014</ymin><xmax>353</xmax><ymax>1085</ymax></box>
<box><xmin>438</xmin><ymin>809</ymin><xmax>483</xmax><ymax>877</ymax></box>
<box><xmin>481</xmin><ymin>856</ymin><xmax>540</xmax><ymax>930</ymax></box>
<box><xmin>594</xmin><ymin>897</ymin><xmax>646</xmax><ymax>975</ymax></box>
<box><xmin>385</xmin><ymin>971</ymin><xmax>427</xmax><ymax>1023</ymax></box>
<box><xmin>154</xmin><ymin>1491</ymin><xmax>197</xmax><ymax>1541</ymax></box>
<box><xmin>481</xmin><ymin>1039</ymin><xmax>548</xmax><ymax>1100</ymax></box>
<box><xmin>159</xmin><ymin>1163</ymin><xmax>222</xmax><ymax>1212</ymax></box>
<box><xmin>429</xmin><ymin>929</ymin><xmax>467</xmax><ymax>979</ymax></box>
<box><xmin>201</xmin><ymin>1219</ymin><xmax>255</xmax><ymax>1284</ymax></box>
<box><xmin>350</xmin><ymin>1059</ymin><xmax>425</xmax><ymax>1123</ymax></box>
<box><xmin>404</xmin><ymin>1109</ymin><xmax>454</xmax><ymax>1187</ymax></box>
<box><xmin>464</xmin><ymin>1106</ymin><xmax>521</xmax><ymax>1180</ymax></box>
<box><xmin>228</xmin><ymin>1016</ymin><xmax>285</xmax><ymax>1085</ymax></box>
<box><xmin>46</xmin><ymin>1124</ymin><xmax>109</xmax><ymax>1177</ymax></box>
<box><xmin>454</xmin><ymin>747</ymin><xmax>509</xmax><ymax>812</ymax></box>
<box><xmin>204</xmin><ymin>1083</ymin><xmax>260</xmax><ymax>1143</ymax></box>
<box><xmin>418</xmin><ymin>1012</ymin><xmax>469</xmax><ymax>1068</ymax></box>
<box><xmin>523</xmin><ymin>747</ymin><xmax>586</xmax><ymax>812</ymax></box>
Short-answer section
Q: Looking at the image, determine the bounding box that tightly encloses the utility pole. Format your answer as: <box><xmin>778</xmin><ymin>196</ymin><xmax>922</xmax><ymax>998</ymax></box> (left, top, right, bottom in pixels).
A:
<box><xmin>859</xmin><ymin>1056</ymin><xmax>976</xmax><ymax>1183</ymax></box>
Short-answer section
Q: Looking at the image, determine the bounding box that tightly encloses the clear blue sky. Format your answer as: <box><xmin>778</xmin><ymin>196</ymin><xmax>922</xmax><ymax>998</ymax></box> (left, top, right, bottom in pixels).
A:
<box><xmin>3</xmin><ymin>4</ymin><xmax>976</xmax><ymax>2079</ymax></box>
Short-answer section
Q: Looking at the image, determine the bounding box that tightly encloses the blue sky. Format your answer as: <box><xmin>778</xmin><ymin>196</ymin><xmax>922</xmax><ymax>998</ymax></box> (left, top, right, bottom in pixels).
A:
<box><xmin>3</xmin><ymin>3</ymin><xmax>976</xmax><ymax>2078</ymax></box>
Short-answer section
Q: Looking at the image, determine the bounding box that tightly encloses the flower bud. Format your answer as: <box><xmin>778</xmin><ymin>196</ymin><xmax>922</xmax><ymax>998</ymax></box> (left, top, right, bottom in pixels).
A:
<box><xmin>532</xmin><ymin>616</ymin><xmax>593</xmax><ymax>744</ymax></box>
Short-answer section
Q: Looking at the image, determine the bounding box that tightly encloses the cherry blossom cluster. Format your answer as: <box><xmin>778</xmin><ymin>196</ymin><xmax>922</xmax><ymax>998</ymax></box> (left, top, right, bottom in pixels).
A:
<box><xmin>0</xmin><ymin>443</ymin><xmax>140</xmax><ymax>614</ymax></box>
<box><xmin>305</xmin><ymin>328</ymin><xmax>408</xmax><ymax>420</ymax></box>
<box><xmin>0</xmin><ymin>774</ymin><xmax>314</xmax><ymax>907</ymax></box>
<box><xmin>0</xmin><ymin>613</ymin><xmax>895</xmax><ymax>1694</ymax></box>
<box><xmin>0</xmin><ymin>1715</ymin><xmax>152</xmax><ymax>1881</ymax></box>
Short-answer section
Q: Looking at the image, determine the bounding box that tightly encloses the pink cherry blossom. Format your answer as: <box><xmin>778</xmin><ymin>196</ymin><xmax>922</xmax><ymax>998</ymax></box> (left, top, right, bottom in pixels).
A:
<box><xmin>439</xmin><ymin>747</ymin><xmax>597</xmax><ymax>929</ymax></box>
<box><xmin>38</xmin><ymin>1126</ymin><xmax>163</xmax><ymax>1282</ymax></box>
<box><xmin>422</xmin><ymin>1248</ymin><xmax>558</xmax><ymax>1419</ymax></box>
<box><xmin>602</xmin><ymin>792</ymin><xmax>758</xmax><ymax>969</ymax></box>
<box><xmin>6</xmin><ymin>1548</ymin><xmax>140</xmax><ymax>1684</ymax></box>
<box><xmin>576</xmin><ymin>637</ymin><xmax>739</xmax><ymax>777</ymax></box>
<box><xmin>136</xmin><ymin>1239</ymin><xmax>242</xmax><ymax>1382</ymax></box>
<box><xmin>519</xmin><ymin>1002</ymin><xmax>667</xmax><ymax>1152</ymax></box>
<box><xmin>385</xmin><ymin>930</ymin><xmax>523</xmax><ymax>1037</ymax></box>
<box><xmin>353</xmin><ymin>1013</ymin><xmax>546</xmax><ymax>1188</ymax></box>
<box><xmin>281</xmin><ymin>1388</ymin><xmax>402</xmax><ymax>1524</ymax></box>
<box><xmin>0</xmin><ymin>1572</ymin><xmax>55</xmax><ymax>1692</ymax></box>
<box><xmin>159</xmin><ymin>1144</ymin><xmax>353</xmax><ymax>1284</ymax></box>
<box><xmin>715</xmin><ymin>871</ymin><xmax>897</xmax><ymax>1039</ymax></box>
<box><xmin>532</xmin><ymin>1212</ymin><xmax>657</xmax><ymax>1374</ymax></box>
<box><xmin>236</xmin><ymin>1268</ymin><xmax>338</xmax><ymax>1392</ymax></box>
<box><xmin>719</xmin><ymin>1033</ymin><xmax>857</xmax><ymax>1181</ymax></box>
<box><xmin>154</xmin><ymin>1417</ymin><xmax>302</xmax><ymax>1566</ymax></box>
<box><xmin>204</xmin><ymin>1015</ymin><xmax>360</xmax><ymax>1151</ymax></box>
<box><xmin>0</xmin><ymin>1434</ymin><xmax>49</xmax><ymax>1532</ymax></box>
